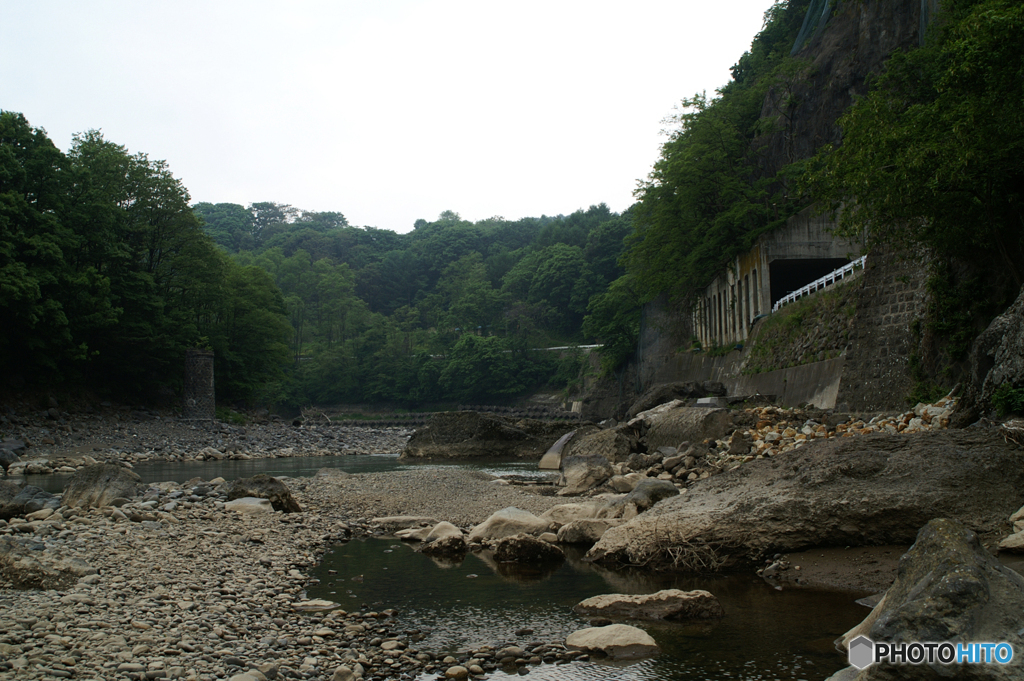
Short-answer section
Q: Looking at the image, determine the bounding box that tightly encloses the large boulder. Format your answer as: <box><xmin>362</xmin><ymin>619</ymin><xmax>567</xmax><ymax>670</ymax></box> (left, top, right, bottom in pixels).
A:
<box><xmin>493</xmin><ymin>534</ymin><xmax>565</xmax><ymax>563</ymax></box>
<box><xmin>426</xmin><ymin>521</ymin><xmax>463</xmax><ymax>541</ymax></box>
<box><xmin>539</xmin><ymin>501</ymin><xmax>605</xmax><ymax>526</ymax></box>
<box><xmin>0</xmin><ymin>440</ymin><xmax>24</xmax><ymax>473</ymax></box>
<box><xmin>831</xmin><ymin>519</ymin><xmax>1024</xmax><ymax>681</ymax></box>
<box><xmin>401</xmin><ymin>412</ymin><xmax>579</xmax><ymax>460</ymax></box>
<box><xmin>0</xmin><ymin>483</ymin><xmax>59</xmax><ymax>520</ymax></box>
<box><xmin>467</xmin><ymin>507</ymin><xmax>551</xmax><ymax>543</ymax></box>
<box><xmin>226</xmin><ymin>474</ymin><xmax>301</xmax><ymax>513</ymax></box>
<box><xmin>224</xmin><ymin>497</ymin><xmax>275</xmax><ymax>514</ymax></box>
<box><xmin>597</xmin><ymin>479</ymin><xmax>679</xmax><ymax>520</ymax></box>
<box><xmin>587</xmin><ymin>429</ymin><xmax>1024</xmax><ymax>571</ymax></box>
<box><xmin>951</xmin><ymin>284</ymin><xmax>1024</xmax><ymax>427</ymax></box>
<box><xmin>640</xmin><ymin>406</ymin><xmax>734</xmax><ymax>451</ymax></box>
<box><xmin>625</xmin><ymin>382</ymin><xmax>708</xmax><ymax>419</ymax></box>
<box><xmin>565</xmin><ymin>624</ymin><xmax>659</xmax><ymax>660</ymax></box>
<box><xmin>573</xmin><ymin>589</ymin><xmax>724</xmax><ymax>621</ymax></box>
<box><xmin>420</xmin><ymin>534</ymin><xmax>467</xmax><ymax>559</ymax></box>
<box><xmin>556</xmin><ymin>518</ymin><xmax>624</xmax><ymax>545</ymax></box>
<box><xmin>565</xmin><ymin>428</ymin><xmax>635</xmax><ymax>464</ymax></box>
<box><xmin>61</xmin><ymin>464</ymin><xmax>142</xmax><ymax>509</ymax></box>
<box><xmin>0</xmin><ymin>480</ymin><xmax>23</xmax><ymax>519</ymax></box>
<box><xmin>557</xmin><ymin>455</ymin><xmax>614</xmax><ymax>496</ymax></box>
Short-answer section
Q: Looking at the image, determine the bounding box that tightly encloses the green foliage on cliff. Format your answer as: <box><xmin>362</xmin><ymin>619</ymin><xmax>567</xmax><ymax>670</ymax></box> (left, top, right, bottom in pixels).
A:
<box><xmin>993</xmin><ymin>383</ymin><xmax>1024</xmax><ymax>417</ymax></box>
<box><xmin>807</xmin><ymin>0</ymin><xmax>1024</xmax><ymax>287</ymax></box>
<box><xmin>805</xmin><ymin>0</ymin><xmax>1024</xmax><ymax>381</ymax></box>
<box><xmin>624</xmin><ymin>0</ymin><xmax>812</xmax><ymax>303</ymax></box>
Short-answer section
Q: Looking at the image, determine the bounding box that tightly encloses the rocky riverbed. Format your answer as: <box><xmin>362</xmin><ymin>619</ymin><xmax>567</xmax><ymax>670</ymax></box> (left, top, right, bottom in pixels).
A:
<box><xmin>1</xmin><ymin>402</ymin><xmax>413</xmax><ymax>477</ymax></box>
<box><xmin>0</xmin><ymin>465</ymin><xmax>578</xmax><ymax>681</ymax></box>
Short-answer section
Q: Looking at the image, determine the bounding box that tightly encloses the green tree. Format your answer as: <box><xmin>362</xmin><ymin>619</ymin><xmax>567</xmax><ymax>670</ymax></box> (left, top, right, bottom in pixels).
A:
<box><xmin>583</xmin><ymin>274</ymin><xmax>642</xmax><ymax>374</ymax></box>
<box><xmin>0</xmin><ymin>112</ymin><xmax>94</xmax><ymax>379</ymax></box>
<box><xmin>806</xmin><ymin>0</ymin><xmax>1024</xmax><ymax>287</ymax></box>
<box><xmin>193</xmin><ymin>202</ymin><xmax>254</xmax><ymax>252</ymax></box>
<box><xmin>62</xmin><ymin>130</ymin><xmax>219</xmax><ymax>394</ymax></box>
<box><xmin>210</xmin><ymin>263</ymin><xmax>291</xmax><ymax>403</ymax></box>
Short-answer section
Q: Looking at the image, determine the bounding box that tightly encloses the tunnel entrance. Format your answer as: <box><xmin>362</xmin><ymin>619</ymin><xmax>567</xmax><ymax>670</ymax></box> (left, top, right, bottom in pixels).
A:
<box><xmin>769</xmin><ymin>258</ymin><xmax>852</xmax><ymax>307</ymax></box>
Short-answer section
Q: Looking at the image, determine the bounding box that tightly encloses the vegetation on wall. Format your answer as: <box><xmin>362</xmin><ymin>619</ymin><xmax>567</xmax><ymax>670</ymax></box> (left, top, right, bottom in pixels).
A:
<box><xmin>741</xmin><ymin>280</ymin><xmax>858</xmax><ymax>374</ymax></box>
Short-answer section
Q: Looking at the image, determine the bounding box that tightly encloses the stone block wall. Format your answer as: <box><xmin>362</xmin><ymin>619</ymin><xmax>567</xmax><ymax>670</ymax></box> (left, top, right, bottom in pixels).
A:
<box><xmin>183</xmin><ymin>349</ymin><xmax>216</xmax><ymax>420</ymax></box>
<box><xmin>836</xmin><ymin>248</ymin><xmax>930</xmax><ymax>411</ymax></box>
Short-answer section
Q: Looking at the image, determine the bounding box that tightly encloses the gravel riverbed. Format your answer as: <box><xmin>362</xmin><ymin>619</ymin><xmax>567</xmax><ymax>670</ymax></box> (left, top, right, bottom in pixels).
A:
<box><xmin>1</xmin><ymin>413</ymin><xmax>580</xmax><ymax>681</ymax></box>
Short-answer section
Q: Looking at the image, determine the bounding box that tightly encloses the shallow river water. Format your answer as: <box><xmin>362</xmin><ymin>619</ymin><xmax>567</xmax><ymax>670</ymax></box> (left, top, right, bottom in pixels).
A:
<box><xmin>17</xmin><ymin>454</ymin><xmax>550</xmax><ymax>493</ymax></box>
<box><xmin>308</xmin><ymin>538</ymin><xmax>867</xmax><ymax>681</ymax></box>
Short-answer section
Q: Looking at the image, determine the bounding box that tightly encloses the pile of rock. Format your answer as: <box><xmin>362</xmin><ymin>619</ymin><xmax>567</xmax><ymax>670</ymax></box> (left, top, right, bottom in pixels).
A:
<box><xmin>733</xmin><ymin>395</ymin><xmax>957</xmax><ymax>461</ymax></box>
<box><xmin>553</xmin><ymin>395</ymin><xmax>960</xmax><ymax>498</ymax></box>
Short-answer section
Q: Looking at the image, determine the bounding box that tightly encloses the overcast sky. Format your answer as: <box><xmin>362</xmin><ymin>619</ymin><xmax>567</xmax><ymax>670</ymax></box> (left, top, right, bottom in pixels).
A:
<box><xmin>3</xmin><ymin>0</ymin><xmax>775</xmax><ymax>233</ymax></box>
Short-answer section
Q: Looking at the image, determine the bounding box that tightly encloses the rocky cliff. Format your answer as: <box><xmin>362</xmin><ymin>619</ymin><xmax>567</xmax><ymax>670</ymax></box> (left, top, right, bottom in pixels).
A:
<box><xmin>585</xmin><ymin>0</ymin><xmax>939</xmax><ymax>419</ymax></box>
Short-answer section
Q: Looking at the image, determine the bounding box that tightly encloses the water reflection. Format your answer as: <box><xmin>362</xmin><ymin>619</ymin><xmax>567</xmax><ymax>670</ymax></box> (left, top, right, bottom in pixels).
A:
<box><xmin>309</xmin><ymin>538</ymin><xmax>865</xmax><ymax>680</ymax></box>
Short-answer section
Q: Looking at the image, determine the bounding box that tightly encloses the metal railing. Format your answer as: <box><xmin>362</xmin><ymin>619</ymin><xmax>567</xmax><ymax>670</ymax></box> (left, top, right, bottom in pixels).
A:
<box><xmin>771</xmin><ymin>255</ymin><xmax>866</xmax><ymax>313</ymax></box>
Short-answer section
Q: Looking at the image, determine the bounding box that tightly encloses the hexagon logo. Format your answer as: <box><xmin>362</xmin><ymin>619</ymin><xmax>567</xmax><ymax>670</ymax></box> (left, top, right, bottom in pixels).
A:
<box><xmin>849</xmin><ymin>635</ymin><xmax>875</xmax><ymax>670</ymax></box>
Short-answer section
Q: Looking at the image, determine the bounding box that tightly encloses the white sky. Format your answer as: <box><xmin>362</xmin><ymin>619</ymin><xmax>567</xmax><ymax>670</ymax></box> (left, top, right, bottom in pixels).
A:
<box><xmin>2</xmin><ymin>0</ymin><xmax>775</xmax><ymax>233</ymax></box>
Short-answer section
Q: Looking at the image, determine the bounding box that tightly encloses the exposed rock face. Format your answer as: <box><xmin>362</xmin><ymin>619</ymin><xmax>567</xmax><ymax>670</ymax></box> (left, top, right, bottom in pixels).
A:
<box><xmin>573</xmin><ymin>589</ymin><xmax>724</xmax><ymax>621</ymax></box>
<box><xmin>565</xmin><ymin>428</ymin><xmax>635</xmax><ymax>463</ymax></box>
<box><xmin>952</xmin><ymin>284</ymin><xmax>1024</xmax><ymax>427</ymax></box>
<box><xmin>493</xmin><ymin>534</ymin><xmax>564</xmax><ymax>563</ymax></box>
<box><xmin>640</xmin><ymin>406</ymin><xmax>734</xmax><ymax>451</ymax></box>
<box><xmin>61</xmin><ymin>463</ymin><xmax>142</xmax><ymax>509</ymax></box>
<box><xmin>467</xmin><ymin>507</ymin><xmax>551</xmax><ymax>543</ymax></box>
<box><xmin>557</xmin><ymin>455</ymin><xmax>613</xmax><ymax>496</ymax></box>
<box><xmin>565</xmin><ymin>624</ymin><xmax>659</xmax><ymax>660</ymax></box>
<box><xmin>833</xmin><ymin>519</ymin><xmax>1024</xmax><ymax>681</ymax></box>
<box><xmin>587</xmin><ymin>430</ymin><xmax>1024</xmax><ymax>570</ymax></box>
<box><xmin>401</xmin><ymin>411</ymin><xmax>579</xmax><ymax>460</ymax></box>
<box><xmin>226</xmin><ymin>474</ymin><xmax>302</xmax><ymax>513</ymax></box>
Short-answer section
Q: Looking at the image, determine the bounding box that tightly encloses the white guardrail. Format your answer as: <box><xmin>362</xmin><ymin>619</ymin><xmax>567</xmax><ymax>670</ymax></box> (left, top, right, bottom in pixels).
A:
<box><xmin>771</xmin><ymin>255</ymin><xmax>866</xmax><ymax>313</ymax></box>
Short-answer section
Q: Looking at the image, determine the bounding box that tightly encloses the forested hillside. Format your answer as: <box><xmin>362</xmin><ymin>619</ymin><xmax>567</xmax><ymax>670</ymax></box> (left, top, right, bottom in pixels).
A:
<box><xmin>194</xmin><ymin>201</ymin><xmax>635</xmax><ymax>406</ymax></box>
<box><xmin>0</xmin><ymin>108</ymin><xmax>636</xmax><ymax>408</ymax></box>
